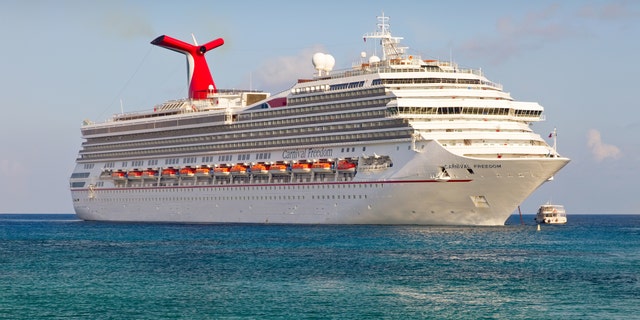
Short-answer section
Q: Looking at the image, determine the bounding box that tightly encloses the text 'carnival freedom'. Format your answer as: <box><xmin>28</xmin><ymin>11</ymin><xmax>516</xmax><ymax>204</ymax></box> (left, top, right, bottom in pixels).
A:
<box><xmin>282</xmin><ymin>148</ymin><xmax>333</xmax><ymax>160</ymax></box>
<box><xmin>444</xmin><ymin>163</ymin><xmax>502</xmax><ymax>169</ymax></box>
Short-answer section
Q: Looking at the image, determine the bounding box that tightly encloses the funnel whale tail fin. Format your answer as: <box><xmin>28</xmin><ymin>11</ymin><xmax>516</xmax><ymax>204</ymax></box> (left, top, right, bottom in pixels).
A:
<box><xmin>151</xmin><ymin>35</ymin><xmax>224</xmax><ymax>99</ymax></box>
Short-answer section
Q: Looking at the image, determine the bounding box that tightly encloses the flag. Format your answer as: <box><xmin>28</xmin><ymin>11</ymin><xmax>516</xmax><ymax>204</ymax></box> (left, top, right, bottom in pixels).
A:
<box><xmin>548</xmin><ymin>133</ymin><xmax>553</xmax><ymax>138</ymax></box>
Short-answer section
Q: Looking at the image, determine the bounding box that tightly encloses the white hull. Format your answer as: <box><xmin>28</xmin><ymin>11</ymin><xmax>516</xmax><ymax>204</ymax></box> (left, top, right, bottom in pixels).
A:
<box><xmin>70</xmin><ymin>16</ymin><xmax>570</xmax><ymax>225</ymax></box>
<box><xmin>71</xmin><ymin>142</ymin><xmax>568</xmax><ymax>225</ymax></box>
<box><xmin>535</xmin><ymin>203</ymin><xmax>567</xmax><ymax>224</ymax></box>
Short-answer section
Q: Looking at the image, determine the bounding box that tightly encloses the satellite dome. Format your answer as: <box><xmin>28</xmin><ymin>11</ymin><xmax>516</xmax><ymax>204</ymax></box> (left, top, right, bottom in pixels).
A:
<box><xmin>324</xmin><ymin>54</ymin><xmax>335</xmax><ymax>71</ymax></box>
<box><xmin>312</xmin><ymin>52</ymin><xmax>326</xmax><ymax>70</ymax></box>
<box><xmin>312</xmin><ymin>53</ymin><xmax>335</xmax><ymax>74</ymax></box>
<box><xmin>369</xmin><ymin>55</ymin><xmax>380</xmax><ymax>64</ymax></box>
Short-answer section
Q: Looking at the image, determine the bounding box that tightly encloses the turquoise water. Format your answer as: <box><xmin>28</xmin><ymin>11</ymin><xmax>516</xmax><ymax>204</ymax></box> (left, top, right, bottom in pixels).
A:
<box><xmin>1</xmin><ymin>214</ymin><xmax>638</xmax><ymax>319</ymax></box>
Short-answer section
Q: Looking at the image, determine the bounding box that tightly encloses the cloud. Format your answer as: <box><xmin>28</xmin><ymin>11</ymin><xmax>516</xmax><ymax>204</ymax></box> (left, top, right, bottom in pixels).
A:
<box><xmin>0</xmin><ymin>158</ymin><xmax>27</xmax><ymax>178</ymax></box>
<box><xmin>578</xmin><ymin>1</ymin><xmax>640</xmax><ymax>21</ymax></box>
<box><xmin>0</xmin><ymin>159</ymin><xmax>29</xmax><ymax>211</ymax></box>
<box><xmin>587</xmin><ymin>129</ymin><xmax>622</xmax><ymax>162</ymax></box>
<box><xmin>458</xmin><ymin>4</ymin><xmax>578</xmax><ymax>64</ymax></box>
<box><xmin>252</xmin><ymin>46</ymin><xmax>324</xmax><ymax>93</ymax></box>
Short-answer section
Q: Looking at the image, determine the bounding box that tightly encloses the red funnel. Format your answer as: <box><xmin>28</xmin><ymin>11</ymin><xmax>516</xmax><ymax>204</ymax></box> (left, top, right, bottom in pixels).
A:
<box><xmin>151</xmin><ymin>35</ymin><xmax>224</xmax><ymax>99</ymax></box>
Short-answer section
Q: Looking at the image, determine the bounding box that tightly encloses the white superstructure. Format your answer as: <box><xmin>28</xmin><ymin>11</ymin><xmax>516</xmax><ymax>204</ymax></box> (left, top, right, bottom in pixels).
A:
<box><xmin>69</xmin><ymin>15</ymin><xmax>569</xmax><ymax>225</ymax></box>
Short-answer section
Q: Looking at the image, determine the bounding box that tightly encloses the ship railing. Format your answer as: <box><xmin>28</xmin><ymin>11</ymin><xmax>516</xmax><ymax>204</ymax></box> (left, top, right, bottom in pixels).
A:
<box><xmin>215</xmin><ymin>89</ymin><xmax>264</xmax><ymax>94</ymax></box>
<box><xmin>90</xmin><ymin>90</ymin><xmax>257</xmax><ymax>125</ymax></box>
<box><xmin>317</xmin><ymin>62</ymin><xmax>492</xmax><ymax>85</ymax></box>
<box><xmin>91</xmin><ymin>99</ymin><xmax>242</xmax><ymax>127</ymax></box>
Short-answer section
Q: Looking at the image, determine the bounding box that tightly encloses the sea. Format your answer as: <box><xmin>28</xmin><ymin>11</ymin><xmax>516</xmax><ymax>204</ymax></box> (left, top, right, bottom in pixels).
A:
<box><xmin>0</xmin><ymin>214</ymin><xmax>638</xmax><ymax>319</ymax></box>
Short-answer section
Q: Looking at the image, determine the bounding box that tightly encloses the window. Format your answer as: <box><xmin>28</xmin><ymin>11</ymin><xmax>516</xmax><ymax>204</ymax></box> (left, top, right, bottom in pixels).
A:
<box><xmin>70</xmin><ymin>172</ymin><xmax>90</xmax><ymax>179</ymax></box>
<box><xmin>165</xmin><ymin>158</ymin><xmax>179</xmax><ymax>165</ymax></box>
<box><xmin>182</xmin><ymin>157</ymin><xmax>196</xmax><ymax>164</ymax></box>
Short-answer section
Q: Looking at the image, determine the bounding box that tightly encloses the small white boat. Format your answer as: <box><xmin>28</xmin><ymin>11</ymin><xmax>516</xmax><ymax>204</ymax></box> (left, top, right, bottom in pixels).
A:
<box><xmin>535</xmin><ymin>203</ymin><xmax>567</xmax><ymax>224</ymax></box>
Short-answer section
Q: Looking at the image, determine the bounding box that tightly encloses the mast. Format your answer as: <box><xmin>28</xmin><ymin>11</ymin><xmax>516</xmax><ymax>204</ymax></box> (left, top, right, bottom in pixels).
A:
<box><xmin>362</xmin><ymin>13</ymin><xmax>407</xmax><ymax>61</ymax></box>
<box><xmin>552</xmin><ymin>127</ymin><xmax>557</xmax><ymax>154</ymax></box>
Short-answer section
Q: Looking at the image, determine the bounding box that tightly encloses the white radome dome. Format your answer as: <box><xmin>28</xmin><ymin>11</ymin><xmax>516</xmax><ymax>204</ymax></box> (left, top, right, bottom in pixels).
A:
<box><xmin>312</xmin><ymin>53</ymin><xmax>335</xmax><ymax>72</ymax></box>
<box><xmin>312</xmin><ymin>52</ymin><xmax>326</xmax><ymax>70</ymax></box>
<box><xmin>324</xmin><ymin>54</ymin><xmax>335</xmax><ymax>71</ymax></box>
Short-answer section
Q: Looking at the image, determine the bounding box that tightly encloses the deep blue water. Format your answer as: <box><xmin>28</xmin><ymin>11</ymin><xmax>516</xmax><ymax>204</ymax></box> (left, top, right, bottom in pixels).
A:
<box><xmin>1</xmin><ymin>214</ymin><xmax>638</xmax><ymax>319</ymax></box>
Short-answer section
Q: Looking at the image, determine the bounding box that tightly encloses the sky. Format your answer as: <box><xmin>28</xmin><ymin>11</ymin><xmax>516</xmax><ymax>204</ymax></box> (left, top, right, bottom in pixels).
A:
<box><xmin>1</xmin><ymin>0</ymin><xmax>639</xmax><ymax>214</ymax></box>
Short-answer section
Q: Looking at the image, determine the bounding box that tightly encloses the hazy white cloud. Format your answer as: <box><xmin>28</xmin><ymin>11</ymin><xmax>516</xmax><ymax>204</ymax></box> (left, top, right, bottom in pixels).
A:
<box><xmin>578</xmin><ymin>1</ymin><xmax>639</xmax><ymax>20</ymax></box>
<box><xmin>587</xmin><ymin>129</ymin><xmax>622</xmax><ymax>162</ymax></box>
<box><xmin>458</xmin><ymin>1</ymin><xmax>639</xmax><ymax>65</ymax></box>
<box><xmin>459</xmin><ymin>4</ymin><xmax>578</xmax><ymax>64</ymax></box>
<box><xmin>0</xmin><ymin>159</ymin><xmax>29</xmax><ymax>212</ymax></box>
<box><xmin>0</xmin><ymin>158</ymin><xmax>27</xmax><ymax>178</ymax></box>
<box><xmin>253</xmin><ymin>46</ymin><xmax>324</xmax><ymax>93</ymax></box>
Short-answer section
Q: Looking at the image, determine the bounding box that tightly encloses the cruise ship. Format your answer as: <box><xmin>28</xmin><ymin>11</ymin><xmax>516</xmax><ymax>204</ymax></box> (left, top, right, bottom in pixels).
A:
<box><xmin>69</xmin><ymin>15</ymin><xmax>569</xmax><ymax>225</ymax></box>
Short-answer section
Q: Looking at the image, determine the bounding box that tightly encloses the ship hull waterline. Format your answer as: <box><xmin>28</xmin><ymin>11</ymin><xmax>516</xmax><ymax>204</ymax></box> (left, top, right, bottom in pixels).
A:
<box><xmin>72</xmin><ymin>143</ymin><xmax>569</xmax><ymax>226</ymax></box>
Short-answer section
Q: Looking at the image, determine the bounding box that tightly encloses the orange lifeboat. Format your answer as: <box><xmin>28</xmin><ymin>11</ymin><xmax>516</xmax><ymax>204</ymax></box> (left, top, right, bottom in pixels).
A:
<box><xmin>269</xmin><ymin>164</ymin><xmax>288</xmax><ymax>175</ymax></box>
<box><xmin>161</xmin><ymin>167</ymin><xmax>178</xmax><ymax>178</ymax></box>
<box><xmin>337</xmin><ymin>160</ymin><xmax>356</xmax><ymax>173</ymax></box>
<box><xmin>251</xmin><ymin>163</ymin><xmax>268</xmax><ymax>175</ymax></box>
<box><xmin>213</xmin><ymin>167</ymin><xmax>230</xmax><ymax>177</ymax></box>
<box><xmin>179</xmin><ymin>167</ymin><xmax>196</xmax><ymax>178</ymax></box>
<box><xmin>311</xmin><ymin>162</ymin><xmax>332</xmax><ymax>173</ymax></box>
<box><xmin>195</xmin><ymin>167</ymin><xmax>211</xmax><ymax>177</ymax></box>
<box><xmin>292</xmin><ymin>163</ymin><xmax>311</xmax><ymax>173</ymax></box>
<box><xmin>111</xmin><ymin>171</ymin><xmax>127</xmax><ymax>180</ymax></box>
<box><xmin>127</xmin><ymin>170</ymin><xmax>143</xmax><ymax>180</ymax></box>
<box><xmin>141</xmin><ymin>169</ymin><xmax>157</xmax><ymax>179</ymax></box>
<box><xmin>230</xmin><ymin>164</ymin><xmax>248</xmax><ymax>176</ymax></box>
